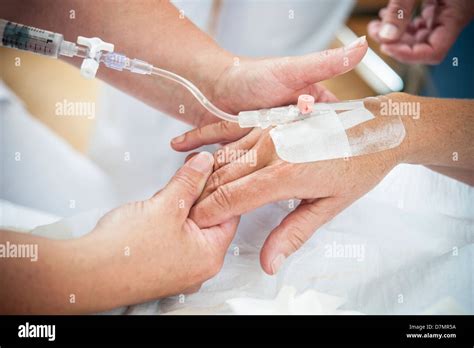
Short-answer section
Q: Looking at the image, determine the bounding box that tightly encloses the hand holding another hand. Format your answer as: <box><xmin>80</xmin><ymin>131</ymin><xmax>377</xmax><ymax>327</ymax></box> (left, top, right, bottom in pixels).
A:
<box><xmin>82</xmin><ymin>152</ymin><xmax>239</xmax><ymax>309</ymax></box>
<box><xmin>172</xmin><ymin>96</ymin><xmax>412</xmax><ymax>275</ymax></box>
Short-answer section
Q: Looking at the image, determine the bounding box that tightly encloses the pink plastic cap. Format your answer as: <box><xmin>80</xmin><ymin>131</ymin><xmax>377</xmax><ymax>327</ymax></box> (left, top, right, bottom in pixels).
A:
<box><xmin>297</xmin><ymin>94</ymin><xmax>315</xmax><ymax>114</ymax></box>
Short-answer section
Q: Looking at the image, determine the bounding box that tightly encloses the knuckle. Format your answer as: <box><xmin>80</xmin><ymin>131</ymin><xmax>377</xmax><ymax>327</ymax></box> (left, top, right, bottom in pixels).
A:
<box><xmin>195</xmin><ymin>126</ymin><xmax>205</xmax><ymax>140</ymax></box>
<box><xmin>212</xmin><ymin>185</ymin><xmax>233</xmax><ymax>211</ymax></box>
<box><xmin>173</xmin><ymin>171</ymin><xmax>198</xmax><ymax>194</ymax></box>
<box><xmin>208</xmin><ymin>170</ymin><xmax>223</xmax><ymax>192</ymax></box>
<box><xmin>287</xmin><ymin>225</ymin><xmax>308</xmax><ymax>253</ymax></box>
<box><xmin>219</xmin><ymin>121</ymin><xmax>236</xmax><ymax>136</ymax></box>
<box><xmin>214</xmin><ymin>148</ymin><xmax>226</xmax><ymax>168</ymax></box>
<box><xmin>305</xmin><ymin>204</ymin><xmax>325</xmax><ymax>220</ymax></box>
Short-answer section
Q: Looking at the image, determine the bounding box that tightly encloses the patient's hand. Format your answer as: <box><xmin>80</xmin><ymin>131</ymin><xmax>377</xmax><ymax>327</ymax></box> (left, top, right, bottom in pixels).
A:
<box><xmin>186</xmin><ymin>132</ymin><xmax>401</xmax><ymax>275</ymax></box>
<box><xmin>174</xmin><ymin>95</ymin><xmax>421</xmax><ymax>275</ymax></box>
<box><xmin>176</xmin><ymin>93</ymin><xmax>474</xmax><ymax>275</ymax></box>
<box><xmin>86</xmin><ymin>152</ymin><xmax>239</xmax><ymax>307</ymax></box>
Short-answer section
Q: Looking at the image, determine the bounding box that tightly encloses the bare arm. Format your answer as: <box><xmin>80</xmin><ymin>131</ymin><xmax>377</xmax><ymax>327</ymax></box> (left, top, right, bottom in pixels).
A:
<box><xmin>400</xmin><ymin>94</ymin><xmax>474</xmax><ymax>184</ymax></box>
<box><xmin>0</xmin><ymin>230</ymin><xmax>106</xmax><ymax>314</ymax></box>
<box><xmin>0</xmin><ymin>0</ymin><xmax>232</xmax><ymax>125</ymax></box>
<box><xmin>0</xmin><ymin>152</ymin><xmax>239</xmax><ymax>314</ymax></box>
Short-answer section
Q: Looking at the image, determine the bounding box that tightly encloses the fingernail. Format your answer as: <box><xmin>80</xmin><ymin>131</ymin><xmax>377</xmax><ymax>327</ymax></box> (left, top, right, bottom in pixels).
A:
<box><xmin>379</xmin><ymin>23</ymin><xmax>398</xmax><ymax>40</ymax></box>
<box><xmin>271</xmin><ymin>254</ymin><xmax>286</xmax><ymax>275</ymax></box>
<box><xmin>188</xmin><ymin>151</ymin><xmax>214</xmax><ymax>173</ymax></box>
<box><xmin>345</xmin><ymin>36</ymin><xmax>367</xmax><ymax>50</ymax></box>
<box><xmin>171</xmin><ymin>134</ymin><xmax>185</xmax><ymax>144</ymax></box>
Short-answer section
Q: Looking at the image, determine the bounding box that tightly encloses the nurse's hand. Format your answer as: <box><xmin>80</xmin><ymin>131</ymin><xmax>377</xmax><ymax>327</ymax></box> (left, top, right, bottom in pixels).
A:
<box><xmin>85</xmin><ymin>151</ymin><xmax>239</xmax><ymax>309</ymax></box>
<box><xmin>0</xmin><ymin>152</ymin><xmax>238</xmax><ymax>314</ymax></box>
<box><xmin>367</xmin><ymin>0</ymin><xmax>474</xmax><ymax>64</ymax></box>
<box><xmin>172</xmin><ymin>37</ymin><xmax>368</xmax><ymax>142</ymax></box>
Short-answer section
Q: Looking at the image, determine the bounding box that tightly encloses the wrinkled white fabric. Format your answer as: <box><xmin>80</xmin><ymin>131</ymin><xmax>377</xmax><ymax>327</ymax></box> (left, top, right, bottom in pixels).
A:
<box><xmin>225</xmin><ymin>286</ymin><xmax>362</xmax><ymax>315</ymax></box>
<box><xmin>24</xmin><ymin>181</ymin><xmax>473</xmax><ymax>315</ymax></box>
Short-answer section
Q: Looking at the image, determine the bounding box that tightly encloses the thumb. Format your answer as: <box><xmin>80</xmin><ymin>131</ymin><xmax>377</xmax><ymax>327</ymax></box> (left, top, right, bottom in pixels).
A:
<box><xmin>379</xmin><ymin>0</ymin><xmax>416</xmax><ymax>41</ymax></box>
<box><xmin>157</xmin><ymin>151</ymin><xmax>214</xmax><ymax>218</ymax></box>
<box><xmin>260</xmin><ymin>198</ymin><xmax>346</xmax><ymax>275</ymax></box>
<box><xmin>269</xmin><ymin>36</ymin><xmax>368</xmax><ymax>90</ymax></box>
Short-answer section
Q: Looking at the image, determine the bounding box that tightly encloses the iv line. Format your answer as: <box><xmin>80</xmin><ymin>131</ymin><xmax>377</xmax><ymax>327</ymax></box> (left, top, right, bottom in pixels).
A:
<box><xmin>150</xmin><ymin>67</ymin><xmax>238</xmax><ymax>123</ymax></box>
<box><xmin>0</xmin><ymin>19</ymin><xmax>315</xmax><ymax>128</ymax></box>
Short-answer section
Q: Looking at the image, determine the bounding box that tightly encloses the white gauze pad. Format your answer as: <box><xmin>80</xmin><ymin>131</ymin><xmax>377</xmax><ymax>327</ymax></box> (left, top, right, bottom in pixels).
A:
<box><xmin>270</xmin><ymin>109</ymin><xmax>352</xmax><ymax>163</ymax></box>
<box><xmin>270</xmin><ymin>99</ymin><xmax>406</xmax><ymax>163</ymax></box>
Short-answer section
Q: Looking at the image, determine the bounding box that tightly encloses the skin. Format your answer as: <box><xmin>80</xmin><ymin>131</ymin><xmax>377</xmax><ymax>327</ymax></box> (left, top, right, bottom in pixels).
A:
<box><xmin>0</xmin><ymin>152</ymin><xmax>240</xmax><ymax>314</ymax></box>
<box><xmin>0</xmin><ymin>0</ymin><xmax>368</xmax><ymax>313</ymax></box>
<box><xmin>1</xmin><ymin>0</ymin><xmax>366</xmax><ymax>128</ymax></box>
<box><xmin>367</xmin><ymin>0</ymin><xmax>474</xmax><ymax>64</ymax></box>
<box><xmin>172</xmin><ymin>93</ymin><xmax>474</xmax><ymax>275</ymax></box>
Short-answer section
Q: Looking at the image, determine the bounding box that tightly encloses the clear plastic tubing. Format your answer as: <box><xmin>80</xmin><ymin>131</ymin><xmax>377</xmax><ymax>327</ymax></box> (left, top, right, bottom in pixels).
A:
<box><xmin>150</xmin><ymin>67</ymin><xmax>239</xmax><ymax>123</ymax></box>
<box><xmin>101</xmin><ymin>51</ymin><xmax>239</xmax><ymax>122</ymax></box>
<box><xmin>101</xmin><ymin>51</ymin><xmax>239</xmax><ymax>123</ymax></box>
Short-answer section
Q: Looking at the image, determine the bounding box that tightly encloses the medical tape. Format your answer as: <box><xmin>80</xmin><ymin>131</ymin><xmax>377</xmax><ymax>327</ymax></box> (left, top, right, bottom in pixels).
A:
<box><xmin>338</xmin><ymin>107</ymin><xmax>374</xmax><ymax>130</ymax></box>
<box><xmin>312</xmin><ymin>100</ymin><xmax>364</xmax><ymax>112</ymax></box>
<box><xmin>270</xmin><ymin>99</ymin><xmax>406</xmax><ymax>163</ymax></box>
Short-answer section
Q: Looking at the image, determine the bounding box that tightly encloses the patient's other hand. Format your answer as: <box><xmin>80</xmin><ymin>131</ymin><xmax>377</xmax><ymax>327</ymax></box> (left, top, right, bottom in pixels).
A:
<box><xmin>368</xmin><ymin>0</ymin><xmax>474</xmax><ymax>64</ymax></box>
<box><xmin>87</xmin><ymin>152</ymin><xmax>239</xmax><ymax>304</ymax></box>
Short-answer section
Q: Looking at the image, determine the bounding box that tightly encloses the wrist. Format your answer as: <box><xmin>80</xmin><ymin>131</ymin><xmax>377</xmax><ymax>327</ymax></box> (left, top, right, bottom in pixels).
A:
<box><xmin>191</xmin><ymin>47</ymin><xmax>234</xmax><ymax>104</ymax></box>
<box><xmin>382</xmin><ymin>92</ymin><xmax>426</xmax><ymax>165</ymax></box>
<box><xmin>181</xmin><ymin>47</ymin><xmax>235</xmax><ymax>126</ymax></box>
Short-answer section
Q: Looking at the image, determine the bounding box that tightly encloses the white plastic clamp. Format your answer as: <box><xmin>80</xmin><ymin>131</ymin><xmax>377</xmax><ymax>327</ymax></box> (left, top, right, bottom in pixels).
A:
<box><xmin>77</xmin><ymin>36</ymin><xmax>114</xmax><ymax>79</ymax></box>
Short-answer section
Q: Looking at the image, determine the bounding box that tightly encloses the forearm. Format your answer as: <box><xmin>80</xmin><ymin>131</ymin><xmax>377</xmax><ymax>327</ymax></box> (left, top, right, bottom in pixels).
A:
<box><xmin>1</xmin><ymin>0</ymin><xmax>232</xmax><ymax>124</ymax></box>
<box><xmin>1</xmin><ymin>230</ymin><xmax>84</xmax><ymax>313</ymax></box>
<box><xmin>391</xmin><ymin>93</ymin><xmax>474</xmax><ymax>183</ymax></box>
<box><xmin>0</xmin><ymin>230</ymin><xmax>140</xmax><ymax>314</ymax></box>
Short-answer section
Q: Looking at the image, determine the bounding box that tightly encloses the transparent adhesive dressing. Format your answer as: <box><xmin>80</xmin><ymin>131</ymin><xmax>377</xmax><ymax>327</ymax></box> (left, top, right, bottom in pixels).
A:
<box><xmin>269</xmin><ymin>97</ymin><xmax>406</xmax><ymax>163</ymax></box>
